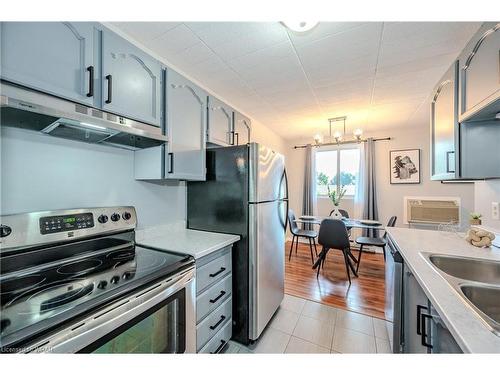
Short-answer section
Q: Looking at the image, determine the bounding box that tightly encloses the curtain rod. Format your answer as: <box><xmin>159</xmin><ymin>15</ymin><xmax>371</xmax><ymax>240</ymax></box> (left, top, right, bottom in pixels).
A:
<box><xmin>293</xmin><ymin>137</ymin><xmax>391</xmax><ymax>149</ymax></box>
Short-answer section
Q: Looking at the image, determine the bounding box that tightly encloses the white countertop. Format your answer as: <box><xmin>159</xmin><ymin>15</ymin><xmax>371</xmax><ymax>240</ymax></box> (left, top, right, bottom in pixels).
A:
<box><xmin>136</xmin><ymin>223</ymin><xmax>240</xmax><ymax>259</ymax></box>
<box><xmin>386</xmin><ymin>227</ymin><xmax>500</xmax><ymax>353</ymax></box>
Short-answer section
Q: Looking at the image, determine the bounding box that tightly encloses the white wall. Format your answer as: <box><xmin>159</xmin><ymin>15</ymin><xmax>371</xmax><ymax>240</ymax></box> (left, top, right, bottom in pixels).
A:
<box><xmin>474</xmin><ymin>180</ymin><xmax>500</xmax><ymax>230</ymax></box>
<box><xmin>250</xmin><ymin>119</ymin><xmax>287</xmax><ymax>155</ymax></box>
<box><xmin>1</xmin><ymin>128</ymin><xmax>186</xmax><ymax>229</ymax></box>
<box><xmin>285</xmin><ymin>126</ymin><xmax>475</xmax><ymax>230</ymax></box>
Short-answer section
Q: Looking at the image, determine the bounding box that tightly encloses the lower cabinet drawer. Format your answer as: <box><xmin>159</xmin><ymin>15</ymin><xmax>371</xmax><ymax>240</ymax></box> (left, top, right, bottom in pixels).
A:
<box><xmin>196</xmin><ymin>247</ymin><xmax>232</xmax><ymax>294</ymax></box>
<box><xmin>197</xmin><ymin>274</ymin><xmax>232</xmax><ymax>322</ymax></box>
<box><xmin>197</xmin><ymin>297</ymin><xmax>232</xmax><ymax>350</ymax></box>
<box><xmin>198</xmin><ymin>319</ymin><xmax>232</xmax><ymax>354</ymax></box>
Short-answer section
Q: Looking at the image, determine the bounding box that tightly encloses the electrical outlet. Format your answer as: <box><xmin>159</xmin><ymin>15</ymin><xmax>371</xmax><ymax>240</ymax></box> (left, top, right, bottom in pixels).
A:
<box><xmin>492</xmin><ymin>202</ymin><xmax>500</xmax><ymax>220</ymax></box>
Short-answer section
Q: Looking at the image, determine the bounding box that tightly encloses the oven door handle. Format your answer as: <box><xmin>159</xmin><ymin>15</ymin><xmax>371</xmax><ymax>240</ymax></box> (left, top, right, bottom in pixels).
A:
<box><xmin>22</xmin><ymin>267</ymin><xmax>195</xmax><ymax>353</ymax></box>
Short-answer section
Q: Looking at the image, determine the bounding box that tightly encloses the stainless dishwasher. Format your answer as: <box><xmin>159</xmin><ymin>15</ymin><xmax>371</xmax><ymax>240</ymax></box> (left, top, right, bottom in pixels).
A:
<box><xmin>387</xmin><ymin>235</ymin><xmax>404</xmax><ymax>353</ymax></box>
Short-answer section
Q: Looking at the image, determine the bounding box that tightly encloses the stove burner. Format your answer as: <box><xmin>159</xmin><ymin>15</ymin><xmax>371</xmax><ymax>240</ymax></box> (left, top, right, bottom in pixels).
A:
<box><xmin>6</xmin><ymin>279</ymin><xmax>88</xmax><ymax>312</ymax></box>
<box><xmin>57</xmin><ymin>259</ymin><xmax>103</xmax><ymax>276</ymax></box>
<box><xmin>40</xmin><ymin>283</ymin><xmax>94</xmax><ymax>312</ymax></box>
<box><xmin>0</xmin><ymin>275</ymin><xmax>46</xmax><ymax>296</ymax></box>
<box><xmin>107</xmin><ymin>249</ymin><xmax>135</xmax><ymax>261</ymax></box>
<box><xmin>138</xmin><ymin>252</ymin><xmax>167</xmax><ymax>273</ymax></box>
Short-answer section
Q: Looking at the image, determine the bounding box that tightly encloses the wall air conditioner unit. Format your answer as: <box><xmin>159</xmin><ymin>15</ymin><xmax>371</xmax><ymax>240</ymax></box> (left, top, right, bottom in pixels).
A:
<box><xmin>404</xmin><ymin>196</ymin><xmax>460</xmax><ymax>226</ymax></box>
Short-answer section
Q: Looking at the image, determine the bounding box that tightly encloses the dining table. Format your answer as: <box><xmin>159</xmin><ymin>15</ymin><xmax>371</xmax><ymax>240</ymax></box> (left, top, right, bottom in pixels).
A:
<box><xmin>293</xmin><ymin>215</ymin><xmax>385</xmax><ymax>276</ymax></box>
<box><xmin>294</xmin><ymin>215</ymin><xmax>385</xmax><ymax>230</ymax></box>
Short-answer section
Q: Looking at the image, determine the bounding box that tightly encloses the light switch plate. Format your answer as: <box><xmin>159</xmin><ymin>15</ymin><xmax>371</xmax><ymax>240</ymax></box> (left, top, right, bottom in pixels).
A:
<box><xmin>492</xmin><ymin>202</ymin><xmax>499</xmax><ymax>220</ymax></box>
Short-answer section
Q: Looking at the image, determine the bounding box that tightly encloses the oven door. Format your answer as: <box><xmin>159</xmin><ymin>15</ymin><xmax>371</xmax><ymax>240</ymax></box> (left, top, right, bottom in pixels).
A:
<box><xmin>25</xmin><ymin>267</ymin><xmax>196</xmax><ymax>354</ymax></box>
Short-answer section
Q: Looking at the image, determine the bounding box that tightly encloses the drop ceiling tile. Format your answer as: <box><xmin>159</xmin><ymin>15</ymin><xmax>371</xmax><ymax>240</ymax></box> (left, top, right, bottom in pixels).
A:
<box><xmin>378</xmin><ymin>22</ymin><xmax>481</xmax><ymax>69</ymax></box>
<box><xmin>111</xmin><ymin>22</ymin><xmax>181</xmax><ymax>41</ymax></box>
<box><xmin>375</xmin><ymin>52</ymin><xmax>458</xmax><ymax>78</ymax></box>
<box><xmin>313</xmin><ymin>78</ymin><xmax>374</xmax><ymax>100</ymax></box>
<box><xmin>306</xmin><ymin>56</ymin><xmax>377</xmax><ymax>87</ymax></box>
<box><xmin>372</xmin><ymin>65</ymin><xmax>448</xmax><ymax>103</ymax></box>
<box><xmin>226</xmin><ymin>41</ymin><xmax>296</xmax><ymax>71</ymax></box>
<box><xmin>287</xmin><ymin>22</ymin><xmax>366</xmax><ymax>46</ymax></box>
<box><xmin>191</xmin><ymin>22</ymin><xmax>289</xmax><ymax>61</ymax></box>
<box><xmin>382</xmin><ymin>22</ymin><xmax>480</xmax><ymax>47</ymax></box>
<box><xmin>295</xmin><ymin>23</ymin><xmax>383</xmax><ymax>71</ymax></box>
<box><xmin>188</xmin><ymin>22</ymin><xmax>262</xmax><ymax>46</ymax></box>
<box><xmin>145</xmin><ymin>24</ymin><xmax>200</xmax><ymax>57</ymax></box>
<box><xmin>166</xmin><ymin>42</ymin><xmax>215</xmax><ymax>67</ymax></box>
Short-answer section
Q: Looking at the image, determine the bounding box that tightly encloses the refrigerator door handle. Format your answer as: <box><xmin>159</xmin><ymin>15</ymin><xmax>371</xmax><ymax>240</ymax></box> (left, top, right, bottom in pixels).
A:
<box><xmin>282</xmin><ymin>169</ymin><xmax>289</xmax><ymax>201</ymax></box>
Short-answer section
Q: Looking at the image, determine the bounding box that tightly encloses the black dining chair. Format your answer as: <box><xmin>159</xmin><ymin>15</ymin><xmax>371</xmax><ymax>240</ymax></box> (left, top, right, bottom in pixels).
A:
<box><xmin>313</xmin><ymin>219</ymin><xmax>357</xmax><ymax>284</ymax></box>
<box><xmin>329</xmin><ymin>208</ymin><xmax>351</xmax><ymax>238</ymax></box>
<box><xmin>287</xmin><ymin>209</ymin><xmax>318</xmax><ymax>265</ymax></box>
<box><xmin>354</xmin><ymin>216</ymin><xmax>397</xmax><ymax>272</ymax></box>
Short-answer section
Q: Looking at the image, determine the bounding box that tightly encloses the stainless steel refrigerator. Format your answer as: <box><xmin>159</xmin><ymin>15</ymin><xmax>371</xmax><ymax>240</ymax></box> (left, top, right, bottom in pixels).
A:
<box><xmin>187</xmin><ymin>143</ymin><xmax>288</xmax><ymax>344</ymax></box>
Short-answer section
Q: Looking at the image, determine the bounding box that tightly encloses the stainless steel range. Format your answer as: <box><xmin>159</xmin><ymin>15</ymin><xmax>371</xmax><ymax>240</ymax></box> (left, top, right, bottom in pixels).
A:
<box><xmin>0</xmin><ymin>206</ymin><xmax>196</xmax><ymax>353</ymax></box>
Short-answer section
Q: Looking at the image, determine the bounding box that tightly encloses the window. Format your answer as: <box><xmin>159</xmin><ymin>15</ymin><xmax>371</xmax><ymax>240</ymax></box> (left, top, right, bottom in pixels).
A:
<box><xmin>316</xmin><ymin>147</ymin><xmax>360</xmax><ymax>197</ymax></box>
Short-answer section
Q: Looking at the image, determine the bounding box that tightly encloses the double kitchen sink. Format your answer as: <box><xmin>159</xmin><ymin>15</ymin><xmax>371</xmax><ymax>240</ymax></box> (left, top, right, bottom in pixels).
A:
<box><xmin>423</xmin><ymin>253</ymin><xmax>500</xmax><ymax>336</ymax></box>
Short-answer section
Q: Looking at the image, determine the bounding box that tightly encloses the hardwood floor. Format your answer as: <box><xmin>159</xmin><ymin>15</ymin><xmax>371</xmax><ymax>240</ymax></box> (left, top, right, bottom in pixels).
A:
<box><xmin>284</xmin><ymin>240</ymin><xmax>393</xmax><ymax>320</ymax></box>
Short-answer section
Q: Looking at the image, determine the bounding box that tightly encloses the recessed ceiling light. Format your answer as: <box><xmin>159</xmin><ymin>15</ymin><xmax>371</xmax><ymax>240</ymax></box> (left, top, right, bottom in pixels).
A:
<box><xmin>281</xmin><ymin>21</ymin><xmax>319</xmax><ymax>33</ymax></box>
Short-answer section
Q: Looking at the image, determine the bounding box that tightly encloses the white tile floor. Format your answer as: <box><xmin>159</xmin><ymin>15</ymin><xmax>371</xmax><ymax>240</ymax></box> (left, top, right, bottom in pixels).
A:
<box><xmin>224</xmin><ymin>294</ymin><xmax>393</xmax><ymax>354</ymax></box>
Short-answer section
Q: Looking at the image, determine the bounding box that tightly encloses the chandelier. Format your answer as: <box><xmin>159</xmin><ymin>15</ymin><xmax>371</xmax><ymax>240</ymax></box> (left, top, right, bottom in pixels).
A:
<box><xmin>313</xmin><ymin>116</ymin><xmax>363</xmax><ymax>145</ymax></box>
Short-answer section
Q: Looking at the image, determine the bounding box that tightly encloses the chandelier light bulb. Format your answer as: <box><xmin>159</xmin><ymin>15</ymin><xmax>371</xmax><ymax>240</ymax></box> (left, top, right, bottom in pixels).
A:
<box><xmin>333</xmin><ymin>131</ymin><xmax>343</xmax><ymax>143</ymax></box>
<box><xmin>313</xmin><ymin>133</ymin><xmax>323</xmax><ymax>145</ymax></box>
<box><xmin>353</xmin><ymin>128</ymin><xmax>363</xmax><ymax>142</ymax></box>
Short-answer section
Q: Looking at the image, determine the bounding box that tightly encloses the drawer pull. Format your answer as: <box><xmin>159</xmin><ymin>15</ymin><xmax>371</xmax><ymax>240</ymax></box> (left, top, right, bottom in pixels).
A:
<box><xmin>209</xmin><ymin>315</ymin><xmax>226</xmax><ymax>330</ymax></box>
<box><xmin>210</xmin><ymin>339</ymin><xmax>226</xmax><ymax>354</ymax></box>
<box><xmin>209</xmin><ymin>290</ymin><xmax>226</xmax><ymax>304</ymax></box>
<box><xmin>209</xmin><ymin>267</ymin><xmax>226</xmax><ymax>278</ymax></box>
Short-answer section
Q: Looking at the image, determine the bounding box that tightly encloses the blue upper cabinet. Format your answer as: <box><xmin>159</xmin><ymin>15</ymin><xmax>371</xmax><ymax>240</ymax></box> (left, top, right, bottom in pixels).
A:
<box><xmin>207</xmin><ymin>95</ymin><xmax>234</xmax><ymax>146</ymax></box>
<box><xmin>458</xmin><ymin>22</ymin><xmax>500</xmax><ymax>122</ymax></box>
<box><xmin>165</xmin><ymin>69</ymin><xmax>207</xmax><ymax>181</ymax></box>
<box><xmin>101</xmin><ymin>30</ymin><xmax>162</xmax><ymax>127</ymax></box>
<box><xmin>0</xmin><ymin>22</ymin><xmax>97</xmax><ymax>106</ymax></box>
<box><xmin>233</xmin><ymin>110</ymin><xmax>251</xmax><ymax>145</ymax></box>
<box><xmin>430</xmin><ymin>62</ymin><xmax>458</xmax><ymax>181</ymax></box>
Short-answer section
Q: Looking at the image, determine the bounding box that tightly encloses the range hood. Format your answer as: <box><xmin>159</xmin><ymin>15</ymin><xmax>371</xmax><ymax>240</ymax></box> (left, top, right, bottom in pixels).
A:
<box><xmin>0</xmin><ymin>83</ymin><xmax>167</xmax><ymax>150</ymax></box>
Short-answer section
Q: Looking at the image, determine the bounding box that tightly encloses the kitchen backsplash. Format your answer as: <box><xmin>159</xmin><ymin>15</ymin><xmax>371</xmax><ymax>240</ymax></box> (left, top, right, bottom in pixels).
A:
<box><xmin>0</xmin><ymin>127</ymin><xmax>186</xmax><ymax>228</ymax></box>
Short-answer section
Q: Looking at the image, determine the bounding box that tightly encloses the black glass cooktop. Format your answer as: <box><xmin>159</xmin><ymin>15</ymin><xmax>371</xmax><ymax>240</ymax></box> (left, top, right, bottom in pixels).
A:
<box><xmin>0</xmin><ymin>234</ymin><xmax>192</xmax><ymax>347</ymax></box>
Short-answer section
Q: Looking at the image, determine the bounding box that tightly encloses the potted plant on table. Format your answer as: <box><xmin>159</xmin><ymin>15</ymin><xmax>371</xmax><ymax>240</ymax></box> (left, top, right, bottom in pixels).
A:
<box><xmin>327</xmin><ymin>184</ymin><xmax>347</xmax><ymax>219</ymax></box>
<box><xmin>469</xmin><ymin>212</ymin><xmax>482</xmax><ymax>225</ymax></box>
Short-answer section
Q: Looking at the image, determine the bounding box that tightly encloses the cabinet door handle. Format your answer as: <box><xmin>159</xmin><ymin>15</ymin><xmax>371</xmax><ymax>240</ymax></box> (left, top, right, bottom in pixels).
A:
<box><xmin>209</xmin><ymin>290</ymin><xmax>226</xmax><ymax>304</ymax></box>
<box><xmin>168</xmin><ymin>153</ymin><xmax>174</xmax><ymax>174</ymax></box>
<box><xmin>105</xmin><ymin>74</ymin><xmax>113</xmax><ymax>104</ymax></box>
<box><xmin>210</xmin><ymin>339</ymin><xmax>226</xmax><ymax>354</ymax></box>
<box><xmin>235</xmin><ymin>132</ymin><xmax>239</xmax><ymax>145</ymax></box>
<box><xmin>209</xmin><ymin>267</ymin><xmax>226</xmax><ymax>278</ymax></box>
<box><xmin>416</xmin><ymin>304</ymin><xmax>427</xmax><ymax>335</ymax></box>
<box><xmin>86</xmin><ymin>66</ymin><xmax>94</xmax><ymax>97</ymax></box>
<box><xmin>209</xmin><ymin>315</ymin><xmax>226</xmax><ymax>330</ymax></box>
<box><xmin>421</xmin><ymin>312</ymin><xmax>433</xmax><ymax>349</ymax></box>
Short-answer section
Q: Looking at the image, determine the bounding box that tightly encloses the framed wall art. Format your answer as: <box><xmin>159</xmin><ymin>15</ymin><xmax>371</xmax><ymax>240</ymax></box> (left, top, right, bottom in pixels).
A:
<box><xmin>390</xmin><ymin>149</ymin><xmax>421</xmax><ymax>184</ymax></box>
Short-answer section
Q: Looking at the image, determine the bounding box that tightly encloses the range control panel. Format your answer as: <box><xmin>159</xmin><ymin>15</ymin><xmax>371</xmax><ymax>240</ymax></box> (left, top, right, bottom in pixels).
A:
<box><xmin>1</xmin><ymin>206</ymin><xmax>137</xmax><ymax>251</ymax></box>
<box><xmin>39</xmin><ymin>213</ymin><xmax>95</xmax><ymax>235</ymax></box>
